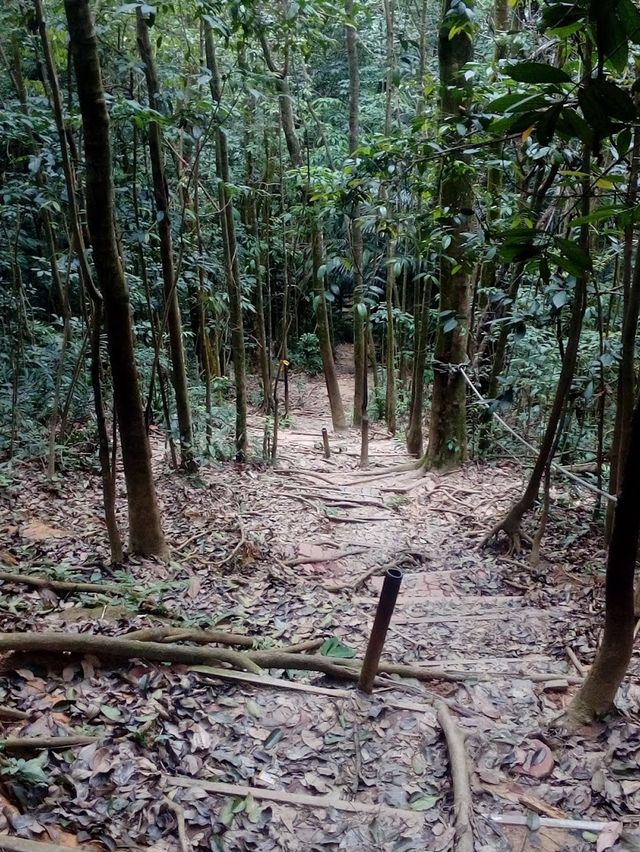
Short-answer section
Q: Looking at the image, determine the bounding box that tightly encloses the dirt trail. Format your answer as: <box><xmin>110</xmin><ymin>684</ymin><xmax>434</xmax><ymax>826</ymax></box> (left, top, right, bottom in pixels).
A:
<box><xmin>0</xmin><ymin>346</ymin><xmax>638</xmax><ymax>850</ymax></box>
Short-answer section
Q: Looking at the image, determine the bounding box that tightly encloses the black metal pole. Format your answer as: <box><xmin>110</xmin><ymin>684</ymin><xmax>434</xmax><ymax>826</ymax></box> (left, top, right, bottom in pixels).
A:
<box><xmin>358</xmin><ymin>567</ymin><xmax>403</xmax><ymax>692</ymax></box>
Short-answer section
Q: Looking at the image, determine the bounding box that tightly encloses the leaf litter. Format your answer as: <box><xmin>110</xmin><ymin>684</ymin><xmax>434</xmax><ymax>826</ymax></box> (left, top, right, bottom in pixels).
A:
<box><xmin>0</xmin><ymin>360</ymin><xmax>638</xmax><ymax>850</ymax></box>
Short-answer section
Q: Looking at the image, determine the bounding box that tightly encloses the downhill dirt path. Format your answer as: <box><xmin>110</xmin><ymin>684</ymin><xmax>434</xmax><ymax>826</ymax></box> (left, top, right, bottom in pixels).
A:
<box><xmin>0</xmin><ymin>347</ymin><xmax>639</xmax><ymax>850</ymax></box>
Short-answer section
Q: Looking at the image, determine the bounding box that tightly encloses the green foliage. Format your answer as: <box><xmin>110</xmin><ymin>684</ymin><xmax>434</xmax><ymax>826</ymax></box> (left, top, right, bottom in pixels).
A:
<box><xmin>289</xmin><ymin>333</ymin><xmax>323</xmax><ymax>375</ymax></box>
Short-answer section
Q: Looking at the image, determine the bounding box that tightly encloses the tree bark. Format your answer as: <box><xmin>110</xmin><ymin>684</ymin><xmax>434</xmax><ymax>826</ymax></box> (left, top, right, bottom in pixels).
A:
<box><xmin>204</xmin><ymin>22</ymin><xmax>248</xmax><ymax>460</ymax></box>
<box><xmin>346</xmin><ymin>0</ymin><xmax>366</xmax><ymax>428</ymax></box>
<box><xmin>426</xmin><ymin>1</ymin><xmax>474</xmax><ymax>469</ymax></box>
<box><xmin>607</xmin><ymin>129</ymin><xmax>640</xmax><ymax>539</ymax></box>
<box><xmin>136</xmin><ymin>10</ymin><xmax>196</xmax><ymax>471</ymax></box>
<box><xmin>63</xmin><ymin>0</ymin><xmax>167</xmax><ymax>558</ymax></box>
<box><xmin>569</xmin><ymin>391</ymin><xmax>640</xmax><ymax>722</ymax></box>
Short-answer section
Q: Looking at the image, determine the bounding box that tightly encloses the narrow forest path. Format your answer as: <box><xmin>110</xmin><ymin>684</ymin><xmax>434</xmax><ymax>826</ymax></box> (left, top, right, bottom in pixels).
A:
<box><xmin>0</xmin><ymin>347</ymin><xmax>638</xmax><ymax>850</ymax></box>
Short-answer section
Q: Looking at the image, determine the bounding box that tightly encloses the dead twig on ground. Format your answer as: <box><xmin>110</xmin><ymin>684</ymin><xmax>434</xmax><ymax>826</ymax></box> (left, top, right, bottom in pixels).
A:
<box><xmin>167</xmin><ymin>775</ymin><xmax>421</xmax><ymax>820</ymax></box>
<box><xmin>214</xmin><ymin>518</ymin><xmax>247</xmax><ymax>568</ymax></box>
<box><xmin>0</xmin><ymin>633</ymin><xmax>581</xmax><ymax>686</ymax></box>
<box><xmin>0</xmin><ymin>735</ymin><xmax>98</xmax><ymax>751</ymax></box>
<box><xmin>0</xmin><ymin>707</ymin><xmax>28</xmax><ymax>721</ymax></box>
<box><xmin>566</xmin><ymin>646</ymin><xmax>588</xmax><ymax>676</ymax></box>
<box><xmin>125</xmin><ymin>627</ymin><xmax>256</xmax><ymax>647</ymax></box>
<box><xmin>162</xmin><ymin>796</ymin><xmax>192</xmax><ymax>852</ymax></box>
<box><xmin>436</xmin><ymin>700</ymin><xmax>474</xmax><ymax>852</ymax></box>
<box><xmin>285</xmin><ymin>547</ymin><xmax>370</xmax><ymax>567</ymax></box>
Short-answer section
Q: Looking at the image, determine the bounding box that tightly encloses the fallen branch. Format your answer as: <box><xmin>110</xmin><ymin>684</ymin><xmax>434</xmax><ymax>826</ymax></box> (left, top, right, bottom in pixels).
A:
<box><xmin>436</xmin><ymin>701</ymin><xmax>474</xmax><ymax>852</ymax></box>
<box><xmin>325</xmin><ymin>563</ymin><xmax>382</xmax><ymax>593</ymax></box>
<box><xmin>214</xmin><ymin>518</ymin><xmax>246</xmax><ymax>568</ymax></box>
<box><xmin>285</xmin><ymin>548</ymin><xmax>370</xmax><ymax>567</ymax></box>
<box><xmin>0</xmin><ymin>735</ymin><xmax>98</xmax><ymax>751</ymax></box>
<box><xmin>487</xmin><ymin>813</ymin><xmax>615</xmax><ymax>832</ymax></box>
<box><xmin>162</xmin><ymin>796</ymin><xmax>192</xmax><ymax>852</ymax></box>
<box><xmin>0</xmin><ymin>571</ymin><xmax>129</xmax><ymax>597</ymax></box>
<box><xmin>0</xmin><ymin>633</ymin><xmax>262</xmax><ymax>675</ymax></box>
<box><xmin>0</xmin><ymin>838</ymin><xmax>96</xmax><ymax>852</ymax></box>
<box><xmin>167</xmin><ymin>774</ymin><xmax>420</xmax><ymax>821</ymax></box>
<box><xmin>0</xmin><ymin>707</ymin><xmax>28</xmax><ymax>721</ymax></box>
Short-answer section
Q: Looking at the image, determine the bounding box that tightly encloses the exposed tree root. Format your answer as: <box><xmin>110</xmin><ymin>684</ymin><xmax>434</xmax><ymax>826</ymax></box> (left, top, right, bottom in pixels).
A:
<box><xmin>0</xmin><ymin>633</ymin><xmax>581</xmax><ymax>686</ymax></box>
<box><xmin>435</xmin><ymin>701</ymin><xmax>474</xmax><ymax>852</ymax></box>
<box><xmin>124</xmin><ymin>627</ymin><xmax>256</xmax><ymax>647</ymax></box>
<box><xmin>0</xmin><ymin>571</ymin><xmax>132</xmax><ymax>597</ymax></box>
<box><xmin>0</xmin><ymin>633</ymin><xmax>262</xmax><ymax>675</ymax></box>
<box><xmin>481</xmin><ymin>513</ymin><xmax>533</xmax><ymax>556</ymax></box>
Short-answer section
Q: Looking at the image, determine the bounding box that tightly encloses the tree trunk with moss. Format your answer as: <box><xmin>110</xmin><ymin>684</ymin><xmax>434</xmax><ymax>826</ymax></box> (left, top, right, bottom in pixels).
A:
<box><xmin>64</xmin><ymin>0</ymin><xmax>167</xmax><ymax>558</ymax></box>
<box><xmin>136</xmin><ymin>10</ymin><xmax>196</xmax><ymax>471</ymax></box>
<box><xmin>407</xmin><ymin>271</ymin><xmax>433</xmax><ymax>456</ymax></box>
<box><xmin>569</xmin><ymin>392</ymin><xmax>640</xmax><ymax>723</ymax></box>
<box><xmin>425</xmin><ymin>0</ymin><xmax>474</xmax><ymax>470</ymax></box>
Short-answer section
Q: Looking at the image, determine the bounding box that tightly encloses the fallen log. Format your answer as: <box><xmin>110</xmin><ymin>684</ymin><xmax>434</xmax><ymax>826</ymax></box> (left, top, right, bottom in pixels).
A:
<box><xmin>124</xmin><ymin>627</ymin><xmax>255</xmax><ymax>647</ymax></box>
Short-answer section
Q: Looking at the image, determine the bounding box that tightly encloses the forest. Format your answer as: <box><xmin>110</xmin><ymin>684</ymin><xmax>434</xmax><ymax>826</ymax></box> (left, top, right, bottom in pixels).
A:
<box><xmin>1</xmin><ymin>0</ymin><xmax>640</xmax><ymax>848</ymax></box>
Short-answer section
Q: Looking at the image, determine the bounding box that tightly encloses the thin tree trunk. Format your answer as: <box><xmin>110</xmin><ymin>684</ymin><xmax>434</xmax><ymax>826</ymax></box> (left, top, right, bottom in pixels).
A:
<box><xmin>204</xmin><ymin>22</ymin><xmax>248</xmax><ymax>460</ymax></box>
<box><xmin>485</xmin><ymin>155</ymin><xmax>591</xmax><ymax>550</ymax></box>
<box><xmin>569</xmin><ymin>391</ymin><xmax>640</xmax><ymax>722</ymax></box>
<box><xmin>607</xmin><ymin>129</ymin><xmax>640</xmax><ymax>538</ymax></box>
<box><xmin>385</xmin><ymin>239</ymin><xmax>397</xmax><ymax>434</ymax></box>
<box><xmin>136</xmin><ymin>10</ymin><xmax>196</xmax><ymax>471</ymax></box>
<box><xmin>346</xmin><ymin>0</ymin><xmax>366</xmax><ymax>428</ymax></box>
<box><xmin>64</xmin><ymin>0</ymin><xmax>167</xmax><ymax>558</ymax></box>
<box><xmin>425</xmin><ymin>0</ymin><xmax>474</xmax><ymax>470</ymax></box>
<box><xmin>407</xmin><ymin>270</ymin><xmax>433</xmax><ymax>456</ymax></box>
<box><xmin>244</xmin><ymin>93</ymin><xmax>271</xmax><ymax>412</ymax></box>
<box><xmin>261</xmin><ymin>34</ymin><xmax>346</xmax><ymax>431</ymax></box>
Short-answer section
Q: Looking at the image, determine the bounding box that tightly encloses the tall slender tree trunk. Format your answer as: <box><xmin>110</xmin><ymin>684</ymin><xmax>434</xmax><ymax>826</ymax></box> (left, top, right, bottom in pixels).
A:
<box><xmin>204</xmin><ymin>22</ymin><xmax>248</xmax><ymax>460</ymax></box>
<box><xmin>385</xmin><ymin>240</ymin><xmax>397</xmax><ymax>434</ymax></box>
<box><xmin>569</xmin><ymin>391</ymin><xmax>640</xmax><ymax>723</ymax></box>
<box><xmin>63</xmin><ymin>0</ymin><xmax>167</xmax><ymax>559</ymax></box>
<box><xmin>607</xmin><ymin>129</ymin><xmax>640</xmax><ymax>539</ymax></box>
<box><xmin>346</xmin><ymin>0</ymin><xmax>366</xmax><ymax>428</ymax></box>
<box><xmin>425</xmin><ymin>0</ymin><xmax>474</xmax><ymax>470</ymax></box>
<box><xmin>261</xmin><ymin>35</ymin><xmax>346</xmax><ymax>431</ymax></box>
<box><xmin>244</xmin><ymin>91</ymin><xmax>271</xmax><ymax>412</ymax></box>
<box><xmin>407</xmin><ymin>270</ymin><xmax>433</xmax><ymax>456</ymax></box>
<box><xmin>34</xmin><ymin>0</ymin><xmax>123</xmax><ymax>560</ymax></box>
<box><xmin>485</xmin><ymin>155</ymin><xmax>591</xmax><ymax>550</ymax></box>
<box><xmin>136</xmin><ymin>10</ymin><xmax>196</xmax><ymax>471</ymax></box>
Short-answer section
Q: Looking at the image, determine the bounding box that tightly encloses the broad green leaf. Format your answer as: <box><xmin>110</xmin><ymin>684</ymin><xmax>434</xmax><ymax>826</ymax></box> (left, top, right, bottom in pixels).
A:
<box><xmin>504</xmin><ymin>62</ymin><xmax>571</xmax><ymax>84</ymax></box>
<box><xmin>101</xmin><ymin>704</ymin><xmax>123</xmax><ymax>721</ymax></box>
<box><xmin>320</xmin><ymin>637</ymin><xmax>356</xmax><ymax>659</ymax></box>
